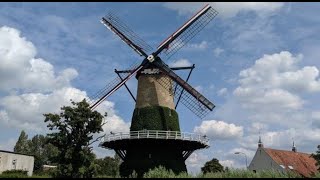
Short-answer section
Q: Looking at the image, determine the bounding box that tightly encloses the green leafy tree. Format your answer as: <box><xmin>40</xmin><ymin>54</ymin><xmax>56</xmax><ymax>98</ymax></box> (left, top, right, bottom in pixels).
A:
<box><xmin>14</xmin><ymin>130</ymin><xmax>29</xmax><ymax>153</ymax></box>
<box><xmin>95</xmin><ymin>154</ymin><xmax>121</xmax><ymax>177</ymax></box>
<box><xmin>44</xmin><ymin>99</ymin><xmax>106</xmax><ymax>178</ymax></box>
<box><xmin>29</xmin><ymin>135</ymin><xmax>59</xmax><ymax>173</ymax></box>
<box><xmin>14</xmin><ymin>131</ymin><xmax>59</xmax><ymax>173</ymax></box>
<box><xmin>311</xmin><ymin>145</ymin><xmax>320</xmax><ymax>171</ymax></box>
<box><xmin>201</xmin><ymin>158</ymin><xmax>224</xmax><ymax>174</ymax></box>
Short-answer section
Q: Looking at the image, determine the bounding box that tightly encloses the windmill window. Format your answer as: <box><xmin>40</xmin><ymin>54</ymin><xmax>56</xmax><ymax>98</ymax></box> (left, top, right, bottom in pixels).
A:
<box><xmin>169</xmin><ymin>109</ymin><xmax>172</xmax><ymax>116</ymax></box>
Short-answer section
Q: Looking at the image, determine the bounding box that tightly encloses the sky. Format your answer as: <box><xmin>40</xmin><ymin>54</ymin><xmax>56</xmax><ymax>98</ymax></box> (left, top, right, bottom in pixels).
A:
<box><xmin>0</xmin><ymin>2</ymin><xmax>320</xmax><ymax>174</ymax></box>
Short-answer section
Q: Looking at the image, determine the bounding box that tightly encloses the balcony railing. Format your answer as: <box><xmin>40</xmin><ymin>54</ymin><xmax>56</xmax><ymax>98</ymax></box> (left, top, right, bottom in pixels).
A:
<box><xmin>100</xmin><ymin>130</ymin><xmax>209</xmax><ymax>146</ymax></box>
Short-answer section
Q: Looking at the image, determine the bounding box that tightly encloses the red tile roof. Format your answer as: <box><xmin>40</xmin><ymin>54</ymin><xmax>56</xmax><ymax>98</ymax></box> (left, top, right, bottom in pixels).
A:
<box><xmin>264</xmin><ymin>148</ymin><xmax>318</xmax><ymax>177</ymax></box>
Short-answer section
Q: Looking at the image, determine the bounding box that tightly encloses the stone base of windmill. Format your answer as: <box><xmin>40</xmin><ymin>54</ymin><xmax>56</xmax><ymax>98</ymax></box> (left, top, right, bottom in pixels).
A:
<box><xmin>99</xmin><ymin>106</ymin><xmax>209</xmax><ymax>177</ymax></box>
<box><xmin>99</xmin><ymin>132</ymin><xmax>209</xmax><ymax>177</ymax></box>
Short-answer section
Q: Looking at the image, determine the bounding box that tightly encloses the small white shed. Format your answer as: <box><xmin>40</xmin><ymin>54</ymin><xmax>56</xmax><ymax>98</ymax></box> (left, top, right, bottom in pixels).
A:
<box><xmin>0</xmin><ymin>150</ymin><xmax>34</xmax><ymax>176</ymax></box>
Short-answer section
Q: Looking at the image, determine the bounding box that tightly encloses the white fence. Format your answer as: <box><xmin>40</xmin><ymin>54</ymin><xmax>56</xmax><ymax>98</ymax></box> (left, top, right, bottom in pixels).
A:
<box><xmin>100</xmin><ymin>130</ymin><xmax>209</xmax><ymax>146</ymax></box>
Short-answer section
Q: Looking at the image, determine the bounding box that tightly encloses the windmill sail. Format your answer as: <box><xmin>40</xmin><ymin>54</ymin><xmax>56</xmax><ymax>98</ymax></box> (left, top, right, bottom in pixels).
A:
<box><xmin>154</xmin><ymin>60</ymin><xmax>215</xmax><ymax>118</ymax></box>
<box><xmin>101</xmin><ymin>12</ymin><xmax>153</xmax><ymax>57</ymax></box>
<box><xmin>92</xmin><ymin>4</ymin><xmax>217</xmax><ymax>118</ymax></box>
<box><xmin>89</xmin><ymin>62</ymin><xmax>144</xmax><ymax>110</ymax></box>
<box><xmin>156</xmin><ymin>5</ymin><xmax>218</xmax><ymax>60</ymax></box>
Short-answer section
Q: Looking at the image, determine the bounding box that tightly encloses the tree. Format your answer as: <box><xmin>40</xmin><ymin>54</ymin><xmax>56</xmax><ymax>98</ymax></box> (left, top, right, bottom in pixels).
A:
<box><xmin>14</xmin><ymin>131</ymin><xmax>59</xmax><ymax>173</ymax></box>
<box><xmin>14</xmin><ymin>130</ymin><xmax>29</xmax><ymax>153</ymax></box>
<box><xmin>95</xmin><ymin>154</ymin><xmax>121</xmax><ymax>177</ymax></box>
<box><xmin>201</xmin><ymin>158</ymin><xmax>224</xmax><ymax>174</ymax></box>
<box><xmin>29</xmin><ymin>135</ymin><xmax>59</xmax><ymax>173</ymax></box>
<box><xmin>311</xmin><ymin>145</ymin><xmax>320</xmax><ymax>171</ymax></box>
<box><xmin>44</xmin><ymin>99</ymin><xmax>106</xmax><ymax>178</ymax></box>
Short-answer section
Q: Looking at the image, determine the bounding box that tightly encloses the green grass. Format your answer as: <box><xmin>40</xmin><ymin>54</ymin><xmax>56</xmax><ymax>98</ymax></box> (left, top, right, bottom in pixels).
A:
<box><xmin>142</xmin><ymin>166</ymin><xmax>320</xmax><ymax>178</ymax></box>
<box><xmin>1</xmin><ymin>167</ymin><xmax>319</xmax><ymax>178</ymax></box>
<box><xmin>0</xmin><ymin>174</ymin><xmax>51</xmax><ymax>178</ymax></box>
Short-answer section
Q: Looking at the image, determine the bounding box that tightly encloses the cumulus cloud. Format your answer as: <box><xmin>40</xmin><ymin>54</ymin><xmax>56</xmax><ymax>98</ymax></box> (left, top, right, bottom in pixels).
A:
<box><xmin>219</xmin><ymin>160</ymin><xmax>235</xmax><ymax>168</ymax></box>
<box><xmin>194</xmin><ymin>120</ymin><xmax>243</xmax><ymax>140</ymax></box>
<box><xmin>185</xmin><ymin>151</ymin><xmax>209</xmax><ymax>175</ymax></box>
<box><xmin>247</xmin><ymin>122</ymin><xmax>268</xmax><ymax>134</ymax></box>
<box><xmin>232</xmin><ymin>51</ymin><xmax>320</xmax><ymax>126</ymax></box>
<box><xmin>163</xmin><ymin>2</ymin><xmax>284</xmax><ymax>18</ymax></box>
<box><xmin>0</xmin><ymin>26</ymin><xmax>129</xmax><ymax>133</ymax></box>
<box><xmin>0</xmin><ymin>26</ymin><xmax>78</xmax><ymax>93</ymax></box>
<box><xmin>0</xmin><ymin>87</ymin><xmax>87</xmax><ymax>131</ymax></box>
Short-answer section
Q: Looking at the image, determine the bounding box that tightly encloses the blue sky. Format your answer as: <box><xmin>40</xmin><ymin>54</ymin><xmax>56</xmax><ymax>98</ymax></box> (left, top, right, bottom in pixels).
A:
<box><xmin>1</xmin><ymin>2</ymin><xmax>320</xmax><ymax>174</ymax></box>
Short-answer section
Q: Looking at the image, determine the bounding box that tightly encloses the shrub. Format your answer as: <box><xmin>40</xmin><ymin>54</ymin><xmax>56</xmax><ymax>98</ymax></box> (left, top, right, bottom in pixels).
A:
<box><xmin>130</xmin><ymin>106</ymin><xmax>180</xmax><ymax>131</ymax></box>
<box><xmin>0</xmin><ymin>169</ymin><xmax>29</xmax><ymax>178</ymax></box>
<box><xmin>143</xmin><ymin>166</ymin><xmax>192</xmax><ymax>178</ymax></box>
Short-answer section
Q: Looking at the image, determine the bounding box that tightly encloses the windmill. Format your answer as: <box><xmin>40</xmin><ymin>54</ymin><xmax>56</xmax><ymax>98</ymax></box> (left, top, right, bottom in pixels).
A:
<box><xmin>90</xmin><ymin>4</ymin><xmax>218</xmax><ymax>177</ymax></box>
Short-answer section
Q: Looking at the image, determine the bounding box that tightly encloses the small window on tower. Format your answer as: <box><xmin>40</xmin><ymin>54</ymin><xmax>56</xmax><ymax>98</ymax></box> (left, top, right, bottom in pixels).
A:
<box><xmin>169</xmin><ymin>109</ymin><xmax>172</xmax><ymax>116</ymax></box>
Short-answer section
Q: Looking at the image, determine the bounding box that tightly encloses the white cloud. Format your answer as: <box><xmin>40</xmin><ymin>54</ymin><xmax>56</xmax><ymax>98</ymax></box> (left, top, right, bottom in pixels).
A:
<box><xmin>247</xmin><ymin>122</ymin><xmax>268</xmax><ymax>134</ymax></box>
<box><xmin>232</xmin><ymin>51</ymin><xmax>320</xmax><ymax>126</ymax></box>
<box><xmin>95</xmin><ymin>101</ymin><xmax>130</xmax><ymax>134</ymax></box>
<box><xmin>194</xmin><ymin>120</ymin><xmax>243</xmax><ymax>140</ymax></box>
<box><xmin>0</xmin><ymin>87</ymin><xmax>87</xmax><ymax>131</ymax></box>
<box><xmin>0</xmin><ymin>26</ymin><xmax>129</xmax><ymax>133</ymax></box>
<box><xmin>163</xmin><ymin>2</ymin><xmax>284</xmax><ymax>18</ymax></box>
<box><xmin>185</xmin><ymin>151</ymin><xmax>209</xmax><ymax>175</ymax></box>
<box><xmin>213</xmin><ymin>47</ymin><xmax>224</xmax><ymax>57</ymax></box>
<box><xmin>169</xmin><ymin>58</ymin><xmax>192</xmax><ymax>67</ymax></box>
<box><xmin>219</xmin><ymin>159</ymin><xmax>235</xmax><ymax>168</ymax></box>
<box><xmin>228</xmin><ymin>147</ymin><xmax>256</xmax><ymax>168</ymax></box>
<box><xmin>217</xmin><ymin>88</ymin><xmax>227</xmax><ymax>96</ymax></box>
<box><xmin>0</xmin><ymin>26</ymin><xmax>77</xmax><ymax>93</ymax></box>
<box><xmin>187</xmin><ymin>41</ymin><xmax>208</xmax><ymax>50</ymax></box>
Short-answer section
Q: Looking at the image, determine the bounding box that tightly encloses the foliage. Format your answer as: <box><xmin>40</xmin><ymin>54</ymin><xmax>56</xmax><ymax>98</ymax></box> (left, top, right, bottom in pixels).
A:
<box><xmin>142</xmin><ymin>168</ymin><xmax>304</xmax><ymax>178</ymax></box>
<box><xmin>44</xmin><ymin>99</ymin><xmax>106</xmax><ymax>178</ymax></box>
<box><xmin>197</xmin><ymin>169</ymin><xmax>302</xmax><ymax>178</ymax></box>
<box><xmin>311</xmin><ymin>145</ymin><xmax>320</xmax><ymax>171</ymax></box>
<box><xmin>95</xmin><ymin>154</ymin><xmax>121</xmax><ymax>177</ymax></box>
<box><xmin>14</xmin><ymin>130</ymin><xmax>29</xmax><ymax>153</ymax></box>
<box><xmin>201</xmin><ymin>158</ymin><xmax>224</xmax><ymax>174</ymax></box>
<box><xmin>13</xmin><ymin>131</ymin><xmax>59</xmax><ymax>173</ymax></box>
<box><xmin>130</xmin><ymin>106</ymin><xmax>180</xmax><ymax>131</ymax></box>
<box><xmin>0</xmin><ymin>170</ymin><xmax>28</xmax><ymax>178</ymax></box>
<box><xmin>143</xmin><ymin>166</ymin><xmax>192</xmax><ymax>178</ymax></box>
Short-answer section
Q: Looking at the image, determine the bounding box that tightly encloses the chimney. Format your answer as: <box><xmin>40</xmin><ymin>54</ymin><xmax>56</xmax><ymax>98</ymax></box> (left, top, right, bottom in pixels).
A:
<box><xmin>258</xmin><ymin>136</ymin><xmax>263</xmax><ymax>148</ymax></box>
<box><xmin>292</xmin><ymin>141</ymin><xmax>297</xmax><ymax>152</ymax></box>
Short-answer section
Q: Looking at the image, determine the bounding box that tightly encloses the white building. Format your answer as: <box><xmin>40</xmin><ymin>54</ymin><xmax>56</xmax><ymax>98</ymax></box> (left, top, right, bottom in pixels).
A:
<box><xmin>248</xmin><ymin>137</ymin><xmax>318</xmax><ymax>177</ymax></box>
<box><xmin>0</xmin><ymin>150</ymin><xmax>34</xmax><ymax>176</ymax></box>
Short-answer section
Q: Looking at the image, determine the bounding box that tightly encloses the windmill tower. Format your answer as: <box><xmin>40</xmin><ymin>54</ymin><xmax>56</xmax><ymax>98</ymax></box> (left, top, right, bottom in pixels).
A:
<box><xmin>89</xmin><ymin>4</ymin><xmax>218</xmax><ymax>177</ymax></box>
